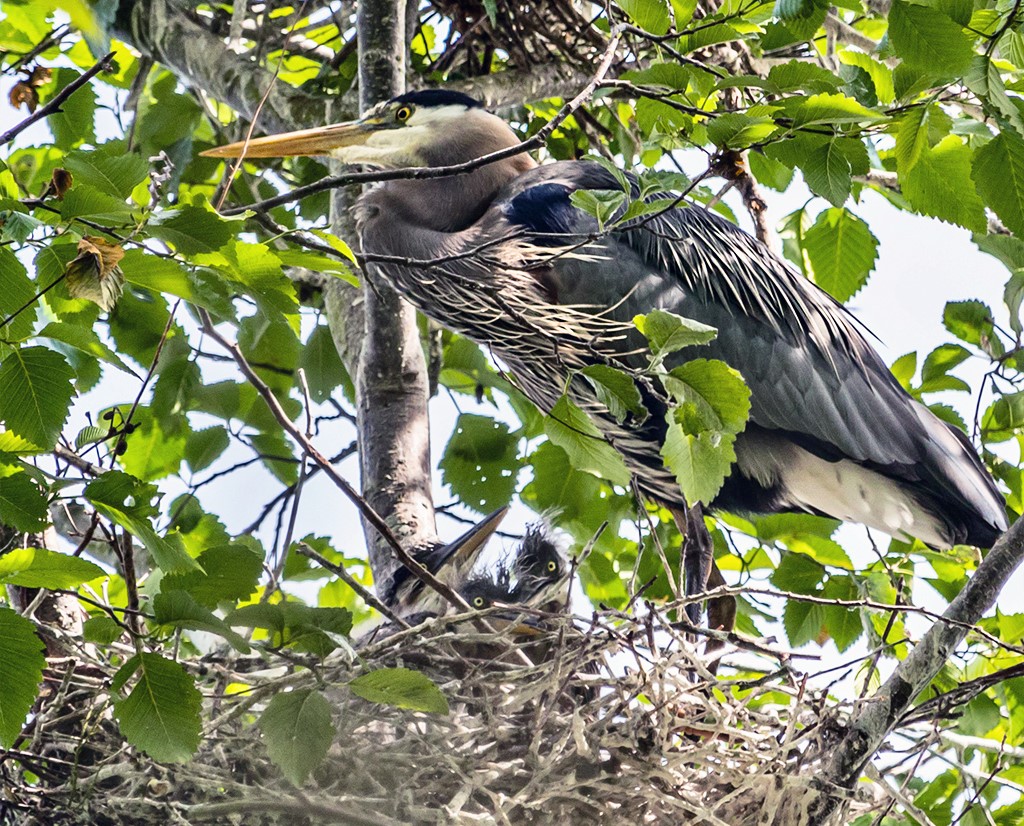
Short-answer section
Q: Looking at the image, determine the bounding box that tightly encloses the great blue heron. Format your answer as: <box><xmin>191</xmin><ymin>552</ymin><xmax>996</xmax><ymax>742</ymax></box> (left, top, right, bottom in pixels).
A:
<box><xmin>205</xmin><ymin>89</ymin><xmax>1009</xmax><ymax>624</ymax></box>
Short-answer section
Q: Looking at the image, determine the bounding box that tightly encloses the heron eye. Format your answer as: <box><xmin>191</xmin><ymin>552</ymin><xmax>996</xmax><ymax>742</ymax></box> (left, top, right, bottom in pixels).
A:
<box><xmin>396</xmin><ymin>106</ymin><xmax>412</xmax><ymax>122</ymax></box>
<box><xmin>473</xmin><ymin>596</ymin><xmax>484</xmax><ymax>607</ymax></box>
<box><xmin>547</xmin><ymin>560</ymin><xmax>557</xmax><ymax>572</ymax></box>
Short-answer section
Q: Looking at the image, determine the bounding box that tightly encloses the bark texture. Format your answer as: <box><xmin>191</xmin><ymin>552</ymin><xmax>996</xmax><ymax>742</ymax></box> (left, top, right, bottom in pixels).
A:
<box><xmin>348</xmin><ymin>0</ymin><xmax>438</xmax><ymax>582</ymax></box>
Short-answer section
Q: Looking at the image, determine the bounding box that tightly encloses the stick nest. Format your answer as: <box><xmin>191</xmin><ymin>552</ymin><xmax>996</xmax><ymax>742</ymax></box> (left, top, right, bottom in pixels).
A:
<box><xmin>4</xmin><ymin>606</ymin><xmax>884</xmax><ymax>825</ymax></box>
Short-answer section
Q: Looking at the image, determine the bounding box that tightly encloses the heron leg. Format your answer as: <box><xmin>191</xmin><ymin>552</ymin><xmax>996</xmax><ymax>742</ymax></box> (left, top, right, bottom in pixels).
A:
<box><xmin>673</xmin><ymin>503</ymin><xmax>737</xmax><ymax>674</ymax></box>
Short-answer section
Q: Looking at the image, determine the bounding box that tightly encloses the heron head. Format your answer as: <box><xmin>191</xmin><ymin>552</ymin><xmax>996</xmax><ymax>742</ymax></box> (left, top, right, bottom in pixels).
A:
<box><xmin>201</xmin><ymin>90</ymin><xmax>520</xmax><ymax>169</ymax></box>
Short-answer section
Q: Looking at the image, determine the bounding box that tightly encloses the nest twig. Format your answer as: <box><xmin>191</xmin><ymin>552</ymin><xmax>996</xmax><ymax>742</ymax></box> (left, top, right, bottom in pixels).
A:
<box><xmin>2</xmin><ymin>606</ymin><xmax>889</xmax><ymax>825</ymax></box>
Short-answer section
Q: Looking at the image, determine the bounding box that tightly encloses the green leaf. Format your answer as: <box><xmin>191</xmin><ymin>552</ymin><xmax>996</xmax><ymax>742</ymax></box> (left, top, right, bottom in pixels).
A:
<box><xmin>349</xmin><ymin>667</ymin><xmax>450</xmax><ymax>714</ymax></box>
<box><xmin>298</xmin><ymin>324</ymin><xmax>351</xmax><ymax>404</ymax></box>
<box><xmin>890</xmin><ymin>351</ymin><xmax>917</xmax><ymax>391</ymax></box>
<box><xmin>113</xmin><ymin>653</ymin><xmax>202</xmax><ymax>763</ymax></box>
<box><xmin>0</xmin><ymin>247</ymin><xmax>38</xmax><ymax>341</ymax></box>
<box><xmin>964</xmin><ymin>55</ymin><xmax>1024</xmax><ymax>136</ymax></box>
<box><xmin>152</xmin><ymin>590</ymin><xmax>250</xmax><ymax>652</ymax></box>
<box><xmin>787</xmin><ymin>93</ymin><xmax>887</xmax><ymax>127</ymax></box>
<box><xmin>660</xmin><ymin>359</ymin><xmax>750</xmax><ymax>503</ymax></box>
<box><xmin>617</xmin><ymin>0</ymin><xmax>671</xmax><ymax>34</ymax></box>
<box><xmin>0</xmin><ymin>546</ymin><xmax>104</xmax><ymax>588</ymax></box>
<box><xmin>802</xmin><ymin>208</ymin><xmax>878</xmax><ymax>303</ymax></box>
<box><xmin>902</xmin><ymin>136</ymin><xmax>986</xmax><ymax>233</ymax></box>
<box><xmin>706</xmin><ymin>113</ymin><xmax>778</xmax><ymax>149</ymax></box>
<box><xmin>783</xmin><ymin>599</ymin><xmax>827</xmax><ymax>647</ymax></box>
<box><xmin>0</xmin><ymin>346</ymin><xmax>76</xmax><ymax>449</ymax></box>
<box><xmin>920</xmin><ymin>343</ymin><xmax>971</xmax><ymax>391</ymax></box>
<box><xmin>119</xmin><ymin>411</ymin><xmax>187</xmax><ymax>482</ymax></box>
<box><xmin>943</xmin><ymin>300</ymin><xmax>1000</xmax><ymax>353</ymax></box>
<box><xmin>634</xmin><ymin>309</ymin><xmax>717</xmax><ymax>363</ymax></box>
<box><xmin>802</xmin><ymin>140</ymin><xmax>853</xmax><ymax>207</ymax></box>
<box><xmin>259</xmin><ymin>689</ymin><xmax>334</xmax><ymax>785</ymax></box>
<box><xmin>888</xmin><ymin>0</ymin><xmax>976</xmax><ymax>76</ymax></box>
<box><xmin>60</xmin><ymin>183</ymin><xmax>134</xmax><ymax>223</ymax></box>
<box><xmin>544</xmin><ymin>396</ymin><xmax>632</xmax><ymax>486</ymax></box>
<box><xmin>63</xmin><ymin>144</ymin><xmax>149</xmax><ymax>199</ymax></box>
<box><xmin>766</xmin><ymin>61</ymin><xmax>842</xmax><ymax>94</ymax></box>
<box><xmin>44</xmin><ymin>68</ymin><xmax>97</xmax><ymax>149</ymax></box>
<box><xmin>184</xmin><ymin>426</ymin><xmax>230</xmax><ymax>473</ymax></box>
<box><xmin>838</xmin><ymin>51</ymin><xmax>894</xmax><ymax>105</ymax></box>
<box><xmin>0</xmin><ymin>608</ymin><xmax>46</xmax><ymax>747</ymax></box>
<box><xmin>0</xmin><ymin>473</ymin><xmax>48</xmax><ymax>532</ymax></box>
<box><xmin>83</xmin><ymin>615</ymin><xmax>124</xmax><ymax>644</ymax></box>
<box><xmin>973</xmin><ymin>131</ymin><xmax>1024</xmax><ymax>238</ymax></box>
<box><xmin>580</xmin><ymin>364</ymin><xmax>646</xmax><ymax>424</ymax></box>
<box><xmin>569</xmin><ymin>189</ymin><xmax>625</xmax><ymax>230</ymax></box>
<box><xmin>162</xmin><ymin>544</ymin><xmax>265</xmax><ymax>608</ymax></box>
<box><xmin>771</xmin><ymin>552</ymin><xmax>825</xmax><ymax>593</ymax></box>
<box><xmin>748</xmin><ymin>151</ymin><xmax>795</xmax><ymax>192</ymax></box>
<box><xmin>149</xmin><ymin>203</ymin><xmax>233</xmax><ymax>255</ymax></box>
<box><xmin>36</xmin><ymin>321</ymin><xmax>136</xmax><ymax>375</ymax></box>
<box><xmin>84</xmin><ymin>471</ymin><xmax>201</xmax><ymax>574</ymax></box>
<box><xmin>823</xmin><ymin>575</ymin><xmax>863</xmax><ymax>652</ymax></box>
<box><xmin>439</xmin><ymin>414</ymin><xmax>521</xmax><ymax>513</ymax></box>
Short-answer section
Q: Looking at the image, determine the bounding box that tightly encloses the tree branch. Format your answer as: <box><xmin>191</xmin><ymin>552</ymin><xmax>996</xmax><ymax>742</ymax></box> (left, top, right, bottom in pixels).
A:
<box><xmin>808</xmin><ymin>517</ymin><xmax>1023</xmax><ymax>820</ymax></box>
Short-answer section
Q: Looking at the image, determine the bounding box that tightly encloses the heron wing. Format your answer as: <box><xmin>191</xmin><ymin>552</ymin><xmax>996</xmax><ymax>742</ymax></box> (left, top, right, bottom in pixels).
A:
<box><xmin>496</xmin><ymin>162</ymin><xmax>1005</xmax><ymax>542</ymax></box>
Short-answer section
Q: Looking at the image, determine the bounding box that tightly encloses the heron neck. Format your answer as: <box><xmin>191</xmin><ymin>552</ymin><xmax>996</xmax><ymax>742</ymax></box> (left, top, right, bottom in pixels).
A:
<box><xmin>382</xmin><ymin>152</ymin><xmax>535</xmax><ymax>232</ymax></box>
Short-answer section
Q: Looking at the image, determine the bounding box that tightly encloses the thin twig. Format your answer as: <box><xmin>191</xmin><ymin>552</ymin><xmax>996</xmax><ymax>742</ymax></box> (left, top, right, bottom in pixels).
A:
<box><xmin>0</xmin><ymin>51</ymin><xmax>114</xmax><ymax>146</ymax></box>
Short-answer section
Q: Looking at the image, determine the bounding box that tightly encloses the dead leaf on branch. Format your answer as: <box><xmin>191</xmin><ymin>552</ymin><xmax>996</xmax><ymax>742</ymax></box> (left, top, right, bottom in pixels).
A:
<box><xmin>65</xmin><ymin>236</ymin><xmax>126</xmax><ymax>311</ymax></box>
<box><xmin>7</xmin><ymin>66</ymin><xmax>53</xmax><ymax>113</ymax></box>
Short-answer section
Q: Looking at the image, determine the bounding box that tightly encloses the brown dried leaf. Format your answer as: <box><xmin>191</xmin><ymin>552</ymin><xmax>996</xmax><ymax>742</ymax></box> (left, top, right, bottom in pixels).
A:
<box><xmin>49</xmin><ymin>168</ymin><xmax>73</xmax><ymax>199</ymax></box>
<box><xmin>8</xmin><ymin>82</ymin><xmax>38</xmax><ymax>113</ymax></box>
<box><xmin>28</xmin><ymin>66</ymin><xmax>52</xmax><ymax>87</ymax></box>
<box><xmin>65</xmin><ymin>237</ymin><xmax>126</xmax><ymax>311</ymax></box>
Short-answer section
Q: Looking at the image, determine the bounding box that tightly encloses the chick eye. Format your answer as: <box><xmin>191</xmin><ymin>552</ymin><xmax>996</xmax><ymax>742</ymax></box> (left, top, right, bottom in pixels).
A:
<box><xmin>396</xmin><ymin>105</ymin><xmax>412</xmax><ymax>122</ymax></box>
<box><xmin>473</xmin><ymin>596</ymin><xmax>485</xmax><ymax>607</ymax></box>
<box><xmin>547</xmin><ymin>560</ymin><xmax>558</xmax><ymax>572</ymax></box>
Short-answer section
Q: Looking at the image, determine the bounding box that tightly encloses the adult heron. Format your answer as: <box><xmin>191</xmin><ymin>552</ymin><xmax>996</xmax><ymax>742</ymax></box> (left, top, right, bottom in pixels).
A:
<box><xmin>205</xmin><ymin>90</ymin><xmax>1008</xmax><ymax>621</ymax></box>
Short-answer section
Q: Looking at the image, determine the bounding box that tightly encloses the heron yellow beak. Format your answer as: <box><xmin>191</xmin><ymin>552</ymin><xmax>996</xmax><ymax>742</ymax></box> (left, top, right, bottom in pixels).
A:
<box><xmin>200</xmin><ymin>119</ymin><xmax>377</xmax><ymax>159</ymax></box>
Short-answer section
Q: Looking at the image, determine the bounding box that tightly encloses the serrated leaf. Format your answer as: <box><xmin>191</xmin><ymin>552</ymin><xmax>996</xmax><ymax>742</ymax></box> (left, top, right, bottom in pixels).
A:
<box><xmin>0</xmin><ymin>473</ymin><xmax>48</xmax><ymax>532</ymax></box>
<box><xmin>153</xmin><ymin>590</ymin><xmax>250</xmax><ymax>652</ymax></box>
<box><xmin>944</xmin><ymin>300</ymin><xmax>1000</xmax><ymax>353</ymax></box>
<box><xmin>44</xmin><ymin>68</ymin><xmax>96</xmax><ymax>150</ymax></box>
<box><xmin>0</xmin><ymin>608</ymin><xmax>46</xmax><ymax>747</ymax></box>
<box><xmin>349</xmin><ymin>667</ymin><xmax>449</xmax><ymax>714</ymax></box>
<box><xmin>184</xmin><ymin>426</ymin><xmax>230</xmax><ymax>473</ymax></box>
<box><xmin>964</xmin><ymin>55</ymin><xmax>1024</xmax><ymax>136</ymax></box>
<box><xmin>902</xmin><ymin>135</ymin><xmax>987</xmax><ymax>233</ymax></box>
<box><xmin>83</xmin><ymin>615</ymin><xmax>124</xmax><ymax>644</ymax></box>
<box><xmin>787</xmin><ymin>92</ymin><xmax>887</xmax><ymax>127</ymax></box>
<box><xmin>617</xmin><ymin>0</ymin><xmax>671</xmax><ymax>34</ymax></box>
<box><xmin>37</xmin><ymin>321</ymin><xmax>135</xmax><ymax>375</ymax></box>
<box><xmin>0</xmin><ymin>346</ymin><xmax>76</xmax><ymax>449</ymax></box>
<box><xmin>634</xmin><ymin>309</ymin><xmax>717</xmax><ymax>363</ymax></box>
<box><xmin>162</xmin><ymin>544</ymin><xmax>264</xmax><ymax>608</ymax></box>
<box><xmin>84</xmin><ymin>470</ymin><xmax>200</xmax><ymax>574</ymax></box>
<box><xmin>706</xmin><ymin>113</ymin><xmax>778</xmax><ymax>149</ymax></box>
<box><xmin>838</xmin><ymin>50</ymin><xmax>894</xmax><ymax>104</ymax></box>
<box><xmin>660</xmin><ymin>359</ymin><xmax>750</xmax><ymax>503</ymax></box>
<box><xmin>259</xmin><ymin>689</ymin><xmax>334</xmax><ymax>785</ymax></box>
<box><xmin>439</xmin><ymin>414</ymin><xmax>521</xmax><ymax>514</ymax></box>
<box><xmin>783</xmin><ymin>599</ymin><xmax>827</xmax><ymax>647</ymax></box>
<box><xmin>113</xmin><ymin>653</ymin><xmax>202</xmax><ymax>762</ymax></box>
<box><xmin>766</xmin><ymin>61</ymin><xmax>843</xmax><ymax>93</ymax></box>
<box><xmin>544</xmin><ymin>396</ymin><xmax>631</xmax><ymax>486</ymax></box>
<box><xmin>0</xmin><ymin>546</ymin><xmax>105</xmax><ymax>588</ymax></box>
<box><xmin>580</xmin><ymin>364</ymin><xmax>646</xmax><ymax>424</ymax></box>
<box><xmin>63</xmin><ymin>145</ymin><xmax>148</xmax><ymax>199</ymax></box>
<box><xmin>0</xmin><ymin>247</ymin><xmax>38</xmax><ymax>341</ymax></box>
<box><xmin>802</xmin><ymin>208</ymin><xmax>878</xmax><ymax>303</ymax></box>
<box><xmin>771</xmin><ymin>552</ymin><xmax>825</xmax><ymax>593</ymax></box>
<box><xmin>823</xmin><ymin>576</ymin><xmax>863</xmax><ymax>652</ymax></box>
<box><xmin>298</xmin><ymin>324</ymin><xmax>351</xmax><ymax>404</ymax></box>
<box><xmin>569</xmin><ymin>189</ymin><xmax>625</xmax><ymax>230</ymax></box>
<box><xmin>149</xmin><ymin>204</ymin><xmax>233</xmax><ymax>254</ymax></box>
<box><xmin>973</xmin><ymin>130</ymin><xmax>1024</xmax><ymax>238</ymax></box>
<box><xmin>802</xmin><ymin>140</ymin><xmax>852</xmax><ymax>207</ymax></box>
<box><xmin>890</xmin><ymin>352</ymin><xmax>917</xmax><ymax>390</ymax></box>
<box><xmin>888</xmin><ymin>0</ymin><xmax>976</xmax><ymax>75</ymax></box>
<box><xmin>60</xmin><ymin>183</ymin><xmax>133</xmax><ymax>223</ymax></box>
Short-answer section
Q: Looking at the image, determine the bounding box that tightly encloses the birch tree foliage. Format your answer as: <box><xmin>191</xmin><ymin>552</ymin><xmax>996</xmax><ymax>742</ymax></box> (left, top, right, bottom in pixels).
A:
<box><xmin>2</xmin><ymin>0</ymin><xmax>1024</xmax><ymax>819</ymax></box>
